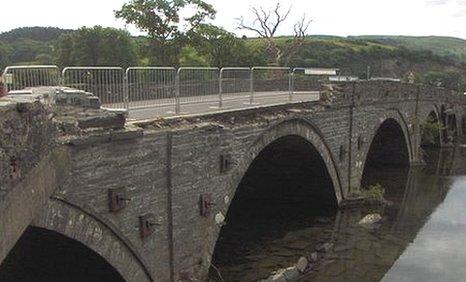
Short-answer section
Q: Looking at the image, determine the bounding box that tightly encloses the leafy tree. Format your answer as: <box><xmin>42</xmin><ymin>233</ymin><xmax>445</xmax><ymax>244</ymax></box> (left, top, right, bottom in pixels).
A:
<box><xmin>115</xmin><ymin>0</ymin><xmax>216</xmax><ymax>65</ymax></box>
<box><xmin>188</xmin><ymin>24</ymin><xmax>257</xmax><ymax>67</ymax></box>
<box><xmin>7</xmin><ymin>38</ymin><xmax>51</xmax><ymax>64</ymax></box>
<box><xmin>179</xmin><ymin>46</ymin><xmax>209</xmax><ymax>66</ymax></box>
<box><xmin>0</xmin><ymin>43</ymin><xmax>10</xmax><ymax>69</ymax></box>
<box><xmin>54</xmin><ymin>26</ymin><xmax>138</xmax><ymax>67</ymax></box>
<box><xmin>35</xmin><ymin>53</ymin><xmax>53</xmax><ymax>65</ymax></box>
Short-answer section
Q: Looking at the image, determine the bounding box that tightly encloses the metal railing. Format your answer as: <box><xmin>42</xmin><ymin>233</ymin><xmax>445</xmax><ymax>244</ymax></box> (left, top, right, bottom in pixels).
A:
<box><xmin>2</xmin><ymin>65</ymin><xmax>330</xmax><ymax>115</ymax></box>
<box><xmin>219</xmin><ymin>67</ymin><xmax>252</xmax><ymax>108</ymax></box>
<box><xmin>3</xmin><ymin>65</ymin><xmax>61</xmax><ymax>92</ymax></box>
<box><xmin>251</xmin><ymin>67</ymin><xmax>292</xmax><ymax>104</ymax></box>
<box><xmin>62</xmin><ymin>67</ymin><xmax>125</xmax><ymax>108</ymax></box>
<box><xmin>126</xmin><ymin>67</ymin><xmax>176</xmax><ymax>110</ymax></box>
<box><xmin>292</xmin><ymin>67</ymin><xmax>326</xmax><ymax>95</ymax></box>
<box><xmin>176</xmin><ymin>67</ymin><xmax>219</xmax><ymax>106</ymax></box>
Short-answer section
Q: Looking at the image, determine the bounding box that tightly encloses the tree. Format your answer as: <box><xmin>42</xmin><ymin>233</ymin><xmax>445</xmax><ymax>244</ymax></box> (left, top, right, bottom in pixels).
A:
<box><xmin>179</xmin><ymin>46</ymin><xmax>209</xmax><ymax>67</ymax></box>
<box><xmin>35</xmin><ymin>53</ymin><xmax>53</xmax><ymax>65</ymax></box>
<box><xmin>0</xmin><ymin>43</ymin><xmax>10</xmax><ymax>70</ymax></box>
<box><xmin>115</xmin><ymin>0</ymin><xmax>216</xmax><ymax>65</ymax></box>
<box><xmin>54</xmin><ymin>26</ymin><xmax>138</xmax><ymax>67</ymax></box>
<box><xmin>237</xmin><ymin>1</ymin><xmax>311</xmax><ymax>65</ymax></box>
<box><xmin>188</xmin><ymin>24</ymin><xmax>256</xmax><ymax>67</ymax></box>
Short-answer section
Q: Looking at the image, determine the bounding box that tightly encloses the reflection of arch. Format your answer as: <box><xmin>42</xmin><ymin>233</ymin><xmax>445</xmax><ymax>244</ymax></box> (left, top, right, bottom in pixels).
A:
<box><xmin>0</xmin><ymin>226</ymin><xmax>125</xmax><ymax>282</ymax></box>
<box><xmin>30</xmin><ymin>198</ymin><xmax>153</xmax><ymax>282</ymax></box>
<box><xmin>228</xmin><ymin>119</ymin><xmax>343</xmax><ymax>205</ymax></box>
<box><xmin>447</xmin><ymin>113</ymin><xmax>458</xmax><ymax>139</ymax></box>
<box><xmin>462</xmin><ymin>116</ymin><xmax>466</xmax><ymax>136</ymax></box>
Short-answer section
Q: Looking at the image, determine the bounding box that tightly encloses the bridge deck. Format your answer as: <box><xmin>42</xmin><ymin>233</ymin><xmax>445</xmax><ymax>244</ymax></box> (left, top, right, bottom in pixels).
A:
<box><xmin>120</xmin><ymin>91</ymin><xmax>320</xmax><ymax>121</ymax></box>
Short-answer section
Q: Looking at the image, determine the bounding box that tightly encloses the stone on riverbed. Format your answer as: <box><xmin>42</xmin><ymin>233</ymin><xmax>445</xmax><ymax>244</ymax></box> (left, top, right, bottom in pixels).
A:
<box><xmin>358</xmin><ymin>213</ymin><xmax>382</xmax><ymax>226</ymax></box>
<box><xmin>309</xmin><ymin>252</ymin><xmax>319</xmax><ymax>262</ymax></box>
<box><xmin>261</xmin><ymin>266</ymin><xmax>300</xmax><ymax>282</ymax></box>
<box><xmin>296</xmin><ymin>257</ymin><xmax>309</xmax><ymax>273</ymax></box>
<box><xmin>316</xmin><ymin>242</ymin><xmax>334</xmax><ymax>253</ymax></box>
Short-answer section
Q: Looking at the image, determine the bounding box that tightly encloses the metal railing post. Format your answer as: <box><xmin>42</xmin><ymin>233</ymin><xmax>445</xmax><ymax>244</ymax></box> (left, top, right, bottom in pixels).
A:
<box><xmin>250</xmin><ymin>67</ymin><xmax>255</xmax><ymax>104</ymax></box>
<box><xmin>123</xmin><ymin>70</ymin><xmax>129</xmax><ymax>111</ymax></box>
<box><xmin>219</xmin><ymin>68</ymin><xmax>224</xmax><ymax>108</ymax></box>
<box><xmin>175</xmin><ymin>68</ymin><xmax>181</xmax><ymax>114</ymax></box>
<box><xmin>289</xmin><ymin>69</ymin><xmax>293</xmax><ymax>102</ymax></box>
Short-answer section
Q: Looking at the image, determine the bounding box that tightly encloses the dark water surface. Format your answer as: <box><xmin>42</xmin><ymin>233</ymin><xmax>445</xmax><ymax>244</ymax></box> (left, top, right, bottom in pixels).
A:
<box><xmin>211</xmin><ymin>147</ymin><xmax>466</xmax><ymax>281</ymax></box>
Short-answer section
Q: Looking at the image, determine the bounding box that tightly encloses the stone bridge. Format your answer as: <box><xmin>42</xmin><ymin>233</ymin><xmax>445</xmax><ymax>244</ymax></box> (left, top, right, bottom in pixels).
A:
<box><xmin>0</xmin><ymin>81</ymin><xmax>464</xmax><ymax>281</ymax></box>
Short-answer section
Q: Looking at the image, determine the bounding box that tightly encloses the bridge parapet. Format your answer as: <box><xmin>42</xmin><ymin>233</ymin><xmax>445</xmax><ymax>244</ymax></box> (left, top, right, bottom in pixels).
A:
<box><xmin>330</xmin><ymin>80</ymin><xmax>463</xmax><ymax>104</ymax></box>
<box><xmin>0</xmin><ymin>87</ymin><xmax>128</xmax><ymax>196</ymax></box>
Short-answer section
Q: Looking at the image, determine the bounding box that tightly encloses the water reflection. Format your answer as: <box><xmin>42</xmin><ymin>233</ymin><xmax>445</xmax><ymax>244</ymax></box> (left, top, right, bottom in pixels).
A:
<box><xmin>212</xmin><ymin>147</ymin><xmax>466</xmax><ymax>281</ymax></box>
<box><xmin>382</xmin><ymin>178</ymin><xmax>466</xmax><ymax>281</ymax></box>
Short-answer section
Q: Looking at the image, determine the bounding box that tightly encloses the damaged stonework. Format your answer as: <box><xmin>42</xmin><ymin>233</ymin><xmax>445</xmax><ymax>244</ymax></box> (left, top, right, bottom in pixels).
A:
<box><xmin>0</xmin><ymin>87</ymin><xmax>144</xmax><ymax>274</ymax></box>
<box><xmin>0</xmin><ymin>87</ymin><xmax>128</xmax><ymax>196</ymax></box>
<box><xmin>320</xmin><ymin>84</ymin><xmax>343</xmax><ymax>105</ymax></box>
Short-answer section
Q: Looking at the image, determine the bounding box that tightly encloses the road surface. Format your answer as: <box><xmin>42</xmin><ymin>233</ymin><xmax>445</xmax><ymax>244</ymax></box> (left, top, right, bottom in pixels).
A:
<box><xmin>108</xmin><ymin>91</ymin><xmax>320</xmax><ymax>121</ymax></box>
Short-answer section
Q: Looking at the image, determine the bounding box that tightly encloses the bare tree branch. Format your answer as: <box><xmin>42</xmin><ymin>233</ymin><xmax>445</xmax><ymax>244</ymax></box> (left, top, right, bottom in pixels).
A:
<box><xmin>236</xmin><ymin>1</ymin><xmax>311</xmax><ymax>65</ymax></box>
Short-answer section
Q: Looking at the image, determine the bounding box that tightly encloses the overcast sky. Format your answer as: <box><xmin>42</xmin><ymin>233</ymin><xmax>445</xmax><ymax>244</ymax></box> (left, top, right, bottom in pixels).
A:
<box><xmin>1</xmin><ymin>0</ymin><xmax>465</xmax><ymax>39</ymax></box>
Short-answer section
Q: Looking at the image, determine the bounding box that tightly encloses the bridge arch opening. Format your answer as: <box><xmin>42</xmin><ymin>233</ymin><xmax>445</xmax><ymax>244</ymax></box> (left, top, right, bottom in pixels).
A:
<box><xmin>0</xmin><ymin>226</ymin><xmax>125</xmax><ymax>282</ymax></box>
<box><xmin>210</xmin><ymin>135</ymin><xmax>338</xmax><ymax>278</ymax></box>
<box><xmin>361</xmin><ymin>118</ymin><xmax>410</xmax><ymax>191</ymax></box>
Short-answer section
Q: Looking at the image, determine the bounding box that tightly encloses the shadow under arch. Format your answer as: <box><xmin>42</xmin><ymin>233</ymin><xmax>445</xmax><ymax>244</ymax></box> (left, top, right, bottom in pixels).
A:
<box><xmin>228</xmin><ymin>119</ymin><xmax>344</xmax><ymax>205</ymax></box>
<box><xmin>0</xmin><ymin>226</ymin><xmax>124</xmax><ymax>282</ymax></box>
<box><xmin>361</xmin><ymin>118</ymin><xmax>410</xmax><ymax>191</ymax></box>
<box><xmin>210</xmin><ymin>125</ymin><xmax>339</xmax><ymax>280</ymax></box>
<box><xmin>3</xmin><ymin>198</ymin><xmax>153</xmax><ymax>282</ymax></box>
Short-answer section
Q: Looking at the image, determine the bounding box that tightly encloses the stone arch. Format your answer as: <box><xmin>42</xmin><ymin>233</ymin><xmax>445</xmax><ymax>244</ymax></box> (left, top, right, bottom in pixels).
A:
<box><xmin>228</xmin><ymin>118</ymin><xmax>343</xmax><ymax>205</ymax></box>
<box><xmin>364</xmin><ymin>110</ymin><xmax>414</xmax><ymax>165</ymax></box>
<box><xmin>0</xmin><ymin>226</ymin><xmax>125</xmax><ymax>282</ymax></box>
<box><xmin>360</xmin><ymin>110</ymin><xmax>412</xmax><ymax>188</ymax></box>
<box><xmin>29</xmin><ymin>198</ymin><xmax>153</xmax><ymax>282</ymax></box>
<box><xmin>208</xmin><ymin>119</ymin><xmax>342</xmax><ymax>278</ymax></box>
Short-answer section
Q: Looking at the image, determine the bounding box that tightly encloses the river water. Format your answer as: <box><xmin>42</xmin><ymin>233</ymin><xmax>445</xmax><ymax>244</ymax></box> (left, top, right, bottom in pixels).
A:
<box><xmin>211</xmin><ymin>147</ymin><xmax>466</xmax><ymax>281</ymax></box>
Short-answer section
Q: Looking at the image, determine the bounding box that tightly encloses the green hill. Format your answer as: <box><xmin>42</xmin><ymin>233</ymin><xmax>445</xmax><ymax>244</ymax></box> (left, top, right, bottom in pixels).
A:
<box><xmin>351</xmin><ymin>35</ymin><xmax>466</xmax><ymax>63</ymax></box>
<box><xmin>0</xmin><ymin>27</ymin><xmax>71</xmax><ymax>43</ymax></box>
<box><xmin>0</xmin><ymin>27</ymin><xmax>71</xmax><ymax>65</ymax></box>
